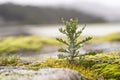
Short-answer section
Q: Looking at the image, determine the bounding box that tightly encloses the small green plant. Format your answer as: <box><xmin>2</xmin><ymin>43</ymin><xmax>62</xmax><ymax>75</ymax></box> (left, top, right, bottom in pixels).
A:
<box><xmin>56</xmin><ymin>18</ymin><xmax>92</xmax><ymax>63</ymax></box>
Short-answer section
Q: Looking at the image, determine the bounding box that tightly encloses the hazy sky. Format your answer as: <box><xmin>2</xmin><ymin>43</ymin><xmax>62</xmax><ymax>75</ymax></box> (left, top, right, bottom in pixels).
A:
<box><xmin>0</xmin><ymin>0</ymin><xmax>120</xmax><ymax>21</ymax></box>
<box><xmin>0</xmin><ymin>0</ymin><xmax>120</xmax><ymax>8</ymax></box>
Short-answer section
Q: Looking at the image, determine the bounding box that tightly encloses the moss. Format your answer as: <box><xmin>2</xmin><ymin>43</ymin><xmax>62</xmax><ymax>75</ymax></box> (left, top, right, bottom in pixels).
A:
<box><xmin>0</xmin><ymin>36</ymin><xmax>61</xmax><ymax>55</ymax></box>
<box><xmin>79</xmin><ymin>59</ymin><xmax>96</xmax><ymax>68</ymax></box>
<box><xmin>0</xmin><ymin>35</ymin><xmax>119</xmax><ymax>79</ymax></box>
<box><xmin>3</xmin><ymin>52</ymin><xmax>120</xmax><ymax>79</ymax></box>
<box><xmin>24</xmin><ymin>53</ymin><xmax>120</xmax><ymax>79</ymax></box>
<box><xmin>102</xmin><ymin>64</ymin><xmax>120</xmax><ymax>79</ymax></box>
<box><xmin>112</xmin><ymin>59</ymin><xmax>120</xmax><ymax>64</ymax></box>
<box><xmin>84</xmin><ymin>53</ymin><xmax>120</xmax><ymax>79</ymax></box>
<box><xmin>26</xmin><ymin>58</ymin><xmax>102</xmax><ymax>80</ymax></box>
<box><xmin>92</xmin><ymin>63</ymin><xmax>108</xmax><ymax>73</ymax></box>
<box><xmin>92</xmin><ymin>32</ymin><xmax>120</xmax><ymax>42</ymax></box>
<box><xmin>0</xmin><ymin>56</ymin><xmax>20</xmax><ymax>66</ymax></box>
<box><xmin>103</xmin><ymin>32</ymin><xmax>120</xmax><ymax>41</ymax></box>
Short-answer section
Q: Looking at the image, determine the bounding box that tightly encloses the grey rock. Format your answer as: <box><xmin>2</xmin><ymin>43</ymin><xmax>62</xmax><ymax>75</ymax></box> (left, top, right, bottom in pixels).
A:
<box><xmin>0</xmin><ymin>67</ymin><xmax>82</xmax><ymax>80</ymax></box>
<box><xmin>33</xmin><ymin>68</ymin><xmax>81</xmax><ymax>80</ymax></box>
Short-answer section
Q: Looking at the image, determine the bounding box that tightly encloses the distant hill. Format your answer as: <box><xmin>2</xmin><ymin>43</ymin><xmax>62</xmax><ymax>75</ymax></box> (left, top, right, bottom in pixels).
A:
<box><xmin>0</xmin><ymin>3</ymin><xmax>105</xmax><ymax>24</ymax></box>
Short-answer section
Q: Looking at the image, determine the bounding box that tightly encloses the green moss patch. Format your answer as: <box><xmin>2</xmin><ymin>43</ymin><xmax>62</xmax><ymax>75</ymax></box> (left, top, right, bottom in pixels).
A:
<box><xmin>0</xmin><ymin>55</ymin><xmax>20</xmax><ymax>66</ymax></box>
<box><xmin>84</xmin><ymin>53</ymin><xmax>120</xmax><ymax>79</ymax></box>
<box><xmin>92</xmin><ymin>32</ymin><xmax>120</xmax><ymax>42</ymax></box>
<box><xmin>0</xmin><ymin>36</ymin><xmax>61</xmax><ymax>55</ymax></box>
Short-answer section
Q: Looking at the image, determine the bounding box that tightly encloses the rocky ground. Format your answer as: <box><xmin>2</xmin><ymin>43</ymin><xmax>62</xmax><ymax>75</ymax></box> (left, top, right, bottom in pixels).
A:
<box><xmin>0</xmin><ymin>42</ymin><xmax>120</xmax><ymax>80</ymax></box>
<box><xmin>0</xmin><ymin>67</ymin><xmax>82</xmax><ymax>80</ymax></box>
<box><xmin>16</xmin><ymin>42</ymin><xmax>120</xmax><ymax>59</ymax></box>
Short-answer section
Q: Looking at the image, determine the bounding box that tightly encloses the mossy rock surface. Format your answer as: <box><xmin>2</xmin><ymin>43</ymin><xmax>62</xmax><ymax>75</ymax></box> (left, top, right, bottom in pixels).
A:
<box><xmin>84</xmin><ymin>53</ymin><xmax>120</xmax><ymax>79</ymax></box>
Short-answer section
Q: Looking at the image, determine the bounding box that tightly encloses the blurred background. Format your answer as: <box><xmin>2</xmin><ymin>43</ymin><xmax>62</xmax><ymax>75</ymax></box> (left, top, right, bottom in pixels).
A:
<box><xmin>0</xmin><ymin>0</ymin><xmax>120</xmax><ymax>37</ymax></box>
<box><xmin>0</xmin><ymin>0</ymin><xmax>119</xmax><ymax>59</ymax></box>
